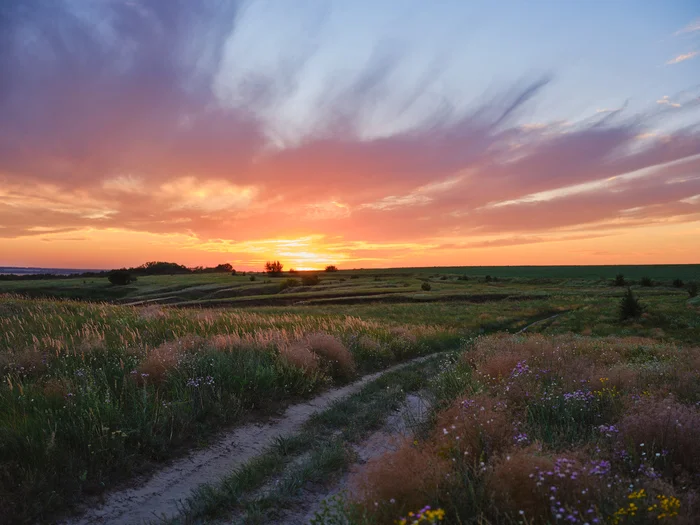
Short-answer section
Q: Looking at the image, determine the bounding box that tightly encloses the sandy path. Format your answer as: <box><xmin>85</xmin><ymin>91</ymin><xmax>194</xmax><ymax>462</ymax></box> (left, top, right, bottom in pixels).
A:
<box><xmin>64</xmin><ymin>356</ymin><xmax>436</xmax><ymax>525</ymax></box>
<box><xmin>268</xmin><ymin>393</ymin><xmax>432</xmax><ymax>525</ymax></box>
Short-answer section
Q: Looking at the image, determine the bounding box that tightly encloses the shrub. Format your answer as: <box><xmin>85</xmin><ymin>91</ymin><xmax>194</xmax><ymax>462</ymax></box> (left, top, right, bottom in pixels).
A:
<box><xmin>440</xmin><ymin>276</ymin><xmax>448</xmax><ymax>281</ymax></box>
<box><xmin>304</xmin><ymin>332</ymin><xmax>356</xmax><ymax>380</ymax></box>
<box><xmin>350</xmin><ymin>440</ymin><xmax>449</xmax><ymax>521</ymax></box>
<box><xmin>673</xmin><ymin>278</ymin><xmax>684</xmax><ymax>288</ymax></box>
<box><xmin>230</xmin><ymin>270</ymin><xmax>237</xmax><ymax>276</ymax></box>
<box><xmin>689</xmin><ymin>282</ymin><xmax>698</xmax><ymax>298</ymax></box>
<box><xmin>108</xmin><ymin>270</ymin><xmax>132</xmax><ymax>285</ymax></box>
<box><xmin>324</xmin><ymin>265</ymin><xmax>338</xmax><ymax>272</ymax></box>
<box><xmin>619</xmin><ymin>288</ymin><xmax>643</xmax><ymax>320</ymax></box>
<box><xmin>457</xmin><ymin>275</ymin><xmax>469</xmax><ymax>281</ymax></box>
<box><xmin>279</xmin><ymin>278</ymin><xmax>300</xmax><ymax>291</ymax></box>
<box><xmin>617</xmin><ymin>397</ymin><xmax>700</xmax><ymax>478</ymax></box>
<box><xmin>288</xmin><ymin>268</ymin><xmax>298</xmax><ymax>274</ymax></box>
<box><xmin>279</xmin><ymin>343</ymin><xmax>320</xmax><ymax>376</ymax></box>
<box><xmin>264</xmin><ymin>260</ymin><xmax>283</xmax><ymax>275</ymax></box>
<box><xmin>614</xmin><ymin>273</ymin><xmax>626</xmax><ymax>286</ymax></box>
<box><xmin>640</xmin><ymin>276</ymin><xmax>653</xmax><ymax>287</ymax></box>
<box><xmin>249</xmin><ymin>275</ymin><xmax>256</xmax><ymax>281</ymax></box>
<box><xmin>421</xmin><ymin>282</ymin><xmax>432</xmax><ymax>291</ymax></box>
<box><xmin>485</xmin><ymin>275</ymin><xmax>493</xmax><ymax>283</ymax></box>
<box><xmin>302</xmin><ymin>274</ymin><xmax>320</xmax><ymax>286</ymax></box>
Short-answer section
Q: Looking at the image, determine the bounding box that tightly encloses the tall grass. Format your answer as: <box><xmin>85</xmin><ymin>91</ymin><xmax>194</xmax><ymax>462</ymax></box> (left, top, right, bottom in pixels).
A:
<box><xmin>0</xmin><ymin>296</ymin><xmax>459</xmax><ymax>523</ymax></box>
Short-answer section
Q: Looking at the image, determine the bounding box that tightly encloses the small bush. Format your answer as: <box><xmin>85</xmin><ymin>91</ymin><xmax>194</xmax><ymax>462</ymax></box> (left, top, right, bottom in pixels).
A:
<box><xmin>689</xmin><ymin>282</ymin><xmax>699</xmax><ymax>298</ymax></box>
<box><xmin>279</xmin><ymin>344</ymin><xmax>320</xmax><ymax>376</ymax></box>
<box><xmin>325</xmin><ymin>265</ymin><xmax>338</xmax><ymax>272</ymax></box>
<box><xmin>457</xmin><ymin>275</ymin><xmax>469</xmax><ymax>281</ymax></box>
<box><xmin>302</xmin><ymin>274</ymin><xmax>320</xmax><ymax>286</ymax></box>
<box><xmin>279</xmin><ymin>278</ymin><xmax>300</xmax><ymax>291</ymax></box>
<box><xmin>485</xmin><ymin>275</ymin><xmax>493</xmax><ymax>283</ymax></box>
<box><xmin>230</xmin><ymin>270</ymin><xmax>237</xmax><ymax>276</ymax></box>
<box><xmin>421</xmin><ymin>282</ymin><xmax>432</xmax><ymax>291</ymax></box>
<box><xmin>351</xmin><ymin>440</ymin><xmax>449</xmax><ymax>521</ymax></box>
<box><xmin>614</xmin><ymin>273</ymin><xmax>626</xmax><ymax>286</ymax></box>
<box><xmin>249</xmin><ymin>275</ymin><xmax>256</xmax><ymax>281</ymax></box>
<box><xmin>350</xmin><ymin>274</ymin><xmax>360</xmax><ymax>279</ymax></box>
<box><xmin>673</xmin><ymin>278</ymin><xmax>684</xmax><ymax>288</ymax></box>
<box><xmin>640</xmin><ymin>276</ymin><xmax>653</xmax><ymax>287</ymax></box>
<box><xmin>288</xmin><ymin>268</ymin><xmax>298</xmax><ymax>274</ymax></box>
<box><xmin>304</xmin><ymin>332</ymin><xmax>355</xmax><ymax>381</ymax></box>
<box><xmin>108</xmin><ymin>270</ymin><xmax>132</xmax><ymax>285</ymax></box>
<box><xmin>619</xmin><ymin>287</ymin><xmax>643</xmax><ymax>320</ymax></box>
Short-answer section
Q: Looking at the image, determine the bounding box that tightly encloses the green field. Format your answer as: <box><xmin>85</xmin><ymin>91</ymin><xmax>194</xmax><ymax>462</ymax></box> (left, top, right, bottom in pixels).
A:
<box><xmin>1</xmin><ymin>265</ymin><xmax>699</xmax><ymax>523</ymax></box>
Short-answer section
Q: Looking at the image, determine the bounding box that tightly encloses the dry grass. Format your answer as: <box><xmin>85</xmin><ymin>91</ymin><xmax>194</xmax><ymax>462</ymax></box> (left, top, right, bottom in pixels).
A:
<box><xmin>618</xmin><ymin>397</ymin><xmax>700</xmax><ymax>478</ymax></box>
<box><xmin>279</xmin><ymin>342</ymin><xmax>320</xmax><ymax>376</ymax></box>
<box><xmin>304</xmin><ymin>332</ymin><xmax>356</xmax><ymax>380</ymax></box>
<box><xmin>350</xmin><ymin>439</ymin><xmax>450</xmax><ymax>523</ymax></box>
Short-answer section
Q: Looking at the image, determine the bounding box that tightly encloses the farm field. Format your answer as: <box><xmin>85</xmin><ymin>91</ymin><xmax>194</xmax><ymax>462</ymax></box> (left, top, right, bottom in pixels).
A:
<box><xmin>0</xmin><ymin>265</ymin><xmax>699</xmax><ymax>524</ymax></box>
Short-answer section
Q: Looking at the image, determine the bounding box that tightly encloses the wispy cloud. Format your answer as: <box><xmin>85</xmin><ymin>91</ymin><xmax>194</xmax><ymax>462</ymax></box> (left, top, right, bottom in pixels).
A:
<box><xmin>666</xmin><ymin>51</ymin><xmax>698</xmax><ymax>64</ymax></box>
<box><xmin>674</xmin><ymin>19</ymin><xmax>700</xmax><ymax>35</ymax></box>
<box><xmin>656</xmin><ymin>95</ymin><xmax>682</xmax><ymax>108</ymax></box>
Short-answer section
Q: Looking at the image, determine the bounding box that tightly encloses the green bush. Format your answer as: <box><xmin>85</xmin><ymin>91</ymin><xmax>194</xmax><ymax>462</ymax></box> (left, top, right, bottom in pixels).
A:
<box><xmin>421</xmin><ymin>282</ymin><xmax>431</xmax><ymax>291</ymax></box>
<box><xmin>689</xmin><ymin>282</ymin><xmax>699</xmax><ymax>298</ymax></box>
<box><xmin>614</xmin><ymin>273</ymin><xmax>626</xmax><ymax>286</ymax></box>
<box><xmin>279</xmin><ymin>278</ymin><xmax>300</xmax><ymax>291</ymax></box>
<box><xmin>619</xmin><ymin>287</ymin><xmax>644</xmax><ymax>320</ymax></box>
<box><xmin>673</xmin><ymin>278</ymin><xmax>684</xmax><ymax>288</ymax></box>
<box><xmin>302</xmin><ymin>275</ymin><xmax>320</xmax><ymax>286</ymax></box>
<box><xmin>107</xmin><ymin>270</ymin><xmax>132</xmax><ymax>286</ymax></box>
<box><xmin>640</xmin><ymin>276</ymin><xmax>653</xmax><ymax>287</ymax></box>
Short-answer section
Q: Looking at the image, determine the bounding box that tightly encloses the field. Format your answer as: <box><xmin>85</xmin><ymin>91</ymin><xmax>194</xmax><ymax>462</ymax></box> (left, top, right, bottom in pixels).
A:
<box><xmin>0</xmin><ymin>265</ymin><xmax>699</xmax><ymax>524</ymax></box>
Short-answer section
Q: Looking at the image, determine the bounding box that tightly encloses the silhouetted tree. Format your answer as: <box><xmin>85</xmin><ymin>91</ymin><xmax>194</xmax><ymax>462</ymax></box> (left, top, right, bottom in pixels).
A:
<box><xmin>108</xmin><ymin>270</ymin><xmax>132</xmax><ymax>286</ymax></box>
<box><xmin>324</xmin><ymin>265</ymin><xmax>338</xmax><ymax>272</ymax></box>
<box><xmin>619</xmin><ymin>288</ymin><xmax>644</xmax><ymax>320</ymax></box>
<box><xmin>265</xmin><ymin>261</ymin><xmax>283</xmax><ymax>275</ymax></box>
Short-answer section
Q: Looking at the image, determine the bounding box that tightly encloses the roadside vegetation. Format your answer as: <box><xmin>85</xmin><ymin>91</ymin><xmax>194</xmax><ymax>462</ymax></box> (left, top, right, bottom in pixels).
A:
<box><xmin>0</xmin><ymin>264</ymin><xmax>698</xmax><ymax>523</ymax></box>
<box><xmin>327</xmin><ymin>334</ymin><xmax>700</xmax><ymax>524</ymax></box>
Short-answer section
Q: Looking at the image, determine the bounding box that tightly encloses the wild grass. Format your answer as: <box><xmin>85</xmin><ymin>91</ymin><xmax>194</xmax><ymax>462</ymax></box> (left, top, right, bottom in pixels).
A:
<box><xmin>339</xmin><ymin>334</ymin><xmax>700</xmax><ymax>524</ymax></box>
<box><xmin>0</xmin><ymin>296</ymin><xmax>457</xmax><ymax>523</ymax></box>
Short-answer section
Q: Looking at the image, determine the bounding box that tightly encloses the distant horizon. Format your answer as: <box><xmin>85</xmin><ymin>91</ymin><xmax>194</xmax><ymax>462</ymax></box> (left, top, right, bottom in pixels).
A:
<box><xmin>2</xmin><ymin>262</ymin><xmax>699</xmax><ymax>276</ymax></box>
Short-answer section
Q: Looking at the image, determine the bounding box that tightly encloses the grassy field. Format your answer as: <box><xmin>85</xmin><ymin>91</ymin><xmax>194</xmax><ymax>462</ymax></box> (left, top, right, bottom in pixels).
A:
<box><xmin>0</xmin><ymin>265</ymin><xmax>698</xmax><ymax>523</ymax></box>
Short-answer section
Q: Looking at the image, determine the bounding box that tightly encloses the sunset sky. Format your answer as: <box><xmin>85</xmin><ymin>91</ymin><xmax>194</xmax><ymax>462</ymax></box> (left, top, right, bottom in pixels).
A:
<box><xmin>1</xmin><ymin>1</ymin><xmax>699</xmax><ymax>270</ymax></box>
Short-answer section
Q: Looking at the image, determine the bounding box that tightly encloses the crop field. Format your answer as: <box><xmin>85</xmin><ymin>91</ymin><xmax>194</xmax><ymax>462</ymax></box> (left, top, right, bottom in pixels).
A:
<box><xmin>0</xmin><ymin>265</ymin><xmax>699</xmax><ymax>524</ymax></box>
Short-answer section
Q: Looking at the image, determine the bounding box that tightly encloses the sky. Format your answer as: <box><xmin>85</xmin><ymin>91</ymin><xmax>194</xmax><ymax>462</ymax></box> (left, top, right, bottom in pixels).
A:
<box><xmin>1</xmin><ymin>0</ymin><xmax>699</xmax><ymax>271</ymax></box>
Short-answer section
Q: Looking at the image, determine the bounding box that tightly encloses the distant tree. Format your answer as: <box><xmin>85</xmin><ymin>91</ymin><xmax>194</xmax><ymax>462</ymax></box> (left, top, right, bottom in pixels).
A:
<box><xmin>673</xmin><ymin>278</ymin><xmax>684</xmax><ymax>288</ymax></box>
<box><xmin>265</xmin><ymin>261</ymin><xmax>283</xmax><ymax>275</ymax></box>
<box><xmin>421</xmin><ymin>282</ymin><xmax>432</xmax><ymax>291</ymax></box>
<box><xmin>614</xmin><ymin>274</ymin><xmax>626</xmax><ymax>287</ymax></box>
<box><xmin>324</xmin><ymin>265</ymin><xmax>338</xmax><ymax>272</ymax></box>
<box><xmin>108</xmin><ymin>270</ymin><xmax>132</xmax><ymax>286</ymax></box>
<box><xmin>288</xmin><ymin>268</ymin><xmax>298</xmax><ymax>274</ymax></box>
<box><xmin>619</xmin><ymin>288</ymin><xmax>644</xmax><ymax>320</ymax></box>
<box><xmin>136</xmin><ymin>261</ymin><xmax>190</xmax><ymax>275</ymax></box>
<box><xmin>302</xmin><ymin>274</ymin><xmax>320</xmax><ymax>286</ymax></box>
<box><xmin>230</xmin><ymin>270</ymin><xmax>237</xmax><ymax>276</ymax></box>
<box><xmin>689</xmin><ymin>282</ymin><xmax>699</xmax><ymax>298</ymax></box>
<box><xmin>214</xmin><ymin>263</ymin><xmax>233</xmax><ymax>273</ymax></box>
<box><xmin>640</xmin><ymin>276</ymin><xmax>653</xmax><ymax>287</ymax></box>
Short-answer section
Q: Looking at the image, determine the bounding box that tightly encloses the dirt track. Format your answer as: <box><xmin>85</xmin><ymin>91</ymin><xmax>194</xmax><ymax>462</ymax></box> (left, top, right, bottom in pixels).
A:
<box><xmin>64</xmin><ymin>355</ymin><xmax>437</xmax><ymax>525</ymax></box>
